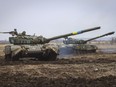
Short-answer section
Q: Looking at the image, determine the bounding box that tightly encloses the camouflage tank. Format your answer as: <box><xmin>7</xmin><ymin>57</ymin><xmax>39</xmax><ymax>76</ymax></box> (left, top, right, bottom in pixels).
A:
<box><xmin>0</xmin><ymin>27</ymin><xmax>100</xmax><ymax>61</ymax></box>
<box><xmin>63</xmin><ymin>32</ymin><xmax>115</xmax><ymax>53</ymax></box>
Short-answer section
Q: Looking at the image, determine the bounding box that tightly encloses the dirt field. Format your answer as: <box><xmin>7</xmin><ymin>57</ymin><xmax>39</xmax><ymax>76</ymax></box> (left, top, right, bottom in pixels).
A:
<box><xmin>0</xmin><ymin>44</ymin><xmax>116</xmax><ymax>87</ymax></box>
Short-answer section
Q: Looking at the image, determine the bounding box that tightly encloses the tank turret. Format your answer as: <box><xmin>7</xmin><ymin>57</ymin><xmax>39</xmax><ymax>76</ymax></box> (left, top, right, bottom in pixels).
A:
<box><xmin>0</xmin><ymin>26</ymin><xmax>100</xmax><ymax>45</ymax></box>
<box><xmin>63</xmin><ymin>31</ymin><xmax>115</xmax><ymax>44</ymax></box>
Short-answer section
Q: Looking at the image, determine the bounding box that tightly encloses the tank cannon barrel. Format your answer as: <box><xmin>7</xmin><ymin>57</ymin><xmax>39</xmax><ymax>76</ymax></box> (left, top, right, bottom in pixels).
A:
<box><xmin>0</xmin><ymin>31</ymin><xmax>15</xmax><ymax>34</ymax></box>
<box><xmin>46</xmin><ymin>26</ymin><xmax>100</xmax><ymax>42</ymax></box>
<box><xmin>85</xmin><ymin>31</ymin><xmax>115</xmax><ymax>43</ymax></box>
<box><xmin>0</xmin><ymin>29</ymin><xmax>18</xmax><ymax>36</ymax></box>
<box><xmin>0</xmin><ymin>32</ymin><xmax>16</xmax><ymax>36</ymax></box>
<box><xmin>0</xmin><ymin>32</ymin><xmax>11</xmax><ymax>33</ymax></box>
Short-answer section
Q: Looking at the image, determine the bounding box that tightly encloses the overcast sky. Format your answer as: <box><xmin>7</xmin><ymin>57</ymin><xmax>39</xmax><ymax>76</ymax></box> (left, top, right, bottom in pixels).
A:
<box><xmin>0</xmin><ymin>0</ymin><xmax>116</xmax><ymax>40</ymax></box>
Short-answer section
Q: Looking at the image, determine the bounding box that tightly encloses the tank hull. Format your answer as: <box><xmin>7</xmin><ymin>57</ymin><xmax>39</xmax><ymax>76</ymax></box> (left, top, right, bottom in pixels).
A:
<box><xmin>73</xmin><ymin>44</ymin><xmax>98</xmax><ymax>54</ymax></box>
<box><xmin>4</xmin><ymin>44</ymin><xmax>59</xmax><ymax>61</ymax></box>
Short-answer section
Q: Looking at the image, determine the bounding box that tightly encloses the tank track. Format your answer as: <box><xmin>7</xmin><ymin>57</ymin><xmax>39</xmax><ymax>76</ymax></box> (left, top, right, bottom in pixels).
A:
<box><xmin>4</xmin><ymin>45</ymin><xmax>57</xmax><ymax>61</ymax></box>
<box><xmin>74</xmin><ymin>50</ymin><xmax>96</xmax><ymax>54</ymax></box>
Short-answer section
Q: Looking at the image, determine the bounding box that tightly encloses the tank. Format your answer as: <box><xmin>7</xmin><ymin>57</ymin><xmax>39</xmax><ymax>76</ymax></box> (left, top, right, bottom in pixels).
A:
<box><xmin>66</xmin><ymin>31</ymin><xmax>115</xmax><ymax>53</ymax></box>
<box><xmin>0</xmin><ymin>26</ymin><xmax>100</xmax><ymax>61</ymax></box>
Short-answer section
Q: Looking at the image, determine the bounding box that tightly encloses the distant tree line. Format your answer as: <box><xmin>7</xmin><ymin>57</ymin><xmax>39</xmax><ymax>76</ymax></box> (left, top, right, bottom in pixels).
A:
<box><xmin>111</xmin><ymin>37</ymin><xmax>116</xmax><ymax>44</ymax></box>
<box><xmin>0</xmin><ymin>40</ymin><xmax>9</xmax><ymax>44</ymax></box>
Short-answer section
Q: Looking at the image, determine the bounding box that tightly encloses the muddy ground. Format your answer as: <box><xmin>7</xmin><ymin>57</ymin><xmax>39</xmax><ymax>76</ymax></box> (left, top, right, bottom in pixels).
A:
<box><xmin>0</xmin><ymin>44</ymin><xmax>116</xmax><ymax>87</ymax></box>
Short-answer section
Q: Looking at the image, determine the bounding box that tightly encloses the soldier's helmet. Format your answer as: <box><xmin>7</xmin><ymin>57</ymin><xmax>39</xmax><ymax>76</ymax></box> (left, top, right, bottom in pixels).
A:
<box><xmin>22</xmin><ymin>31</ymin><xmax>26</xmax><ymax>35</ymax></box>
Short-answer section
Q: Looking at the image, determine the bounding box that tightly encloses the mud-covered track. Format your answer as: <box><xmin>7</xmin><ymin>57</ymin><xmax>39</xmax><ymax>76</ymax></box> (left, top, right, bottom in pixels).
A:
<box><xmin>0</xmin><ymin>53</ymin><xmax>116</xmax><ymax>65</ymax></box>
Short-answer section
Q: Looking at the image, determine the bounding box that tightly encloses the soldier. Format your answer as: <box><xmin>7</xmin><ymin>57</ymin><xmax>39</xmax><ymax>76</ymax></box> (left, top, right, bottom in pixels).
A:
<box><xmin>21</xmin><ymin>31</ymin><xmax>26</xmax><ymax>36</ymax></box>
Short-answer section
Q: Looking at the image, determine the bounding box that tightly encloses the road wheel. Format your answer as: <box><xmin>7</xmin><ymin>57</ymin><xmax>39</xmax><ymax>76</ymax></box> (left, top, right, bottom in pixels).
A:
<box><xmin>41</xmin><ymin>49</ymin><xmax>57</xmax><ymax>61</ymax></box>
<box><xmin>12</xmin><ymin>52</ymin><xmax>21</xmax><ymax>61</ymax></box>
<box><xmin>5</xmin><ymin>54</ymin><xmax>12</xmax><ymax>61</ymax></box>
